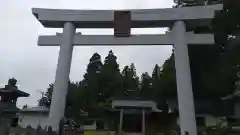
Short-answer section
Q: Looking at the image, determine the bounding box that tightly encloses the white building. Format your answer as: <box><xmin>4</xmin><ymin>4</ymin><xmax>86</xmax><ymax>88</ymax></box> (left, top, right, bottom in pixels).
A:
<box><xmin>19</xmin><ymin>107</ymin><xmax>49</xmax><ymax>129</ymax></box>
<box><xmin>18</xmin><ymin>106</ymin><xmax>96</xmax><ymax>130</ymax></box>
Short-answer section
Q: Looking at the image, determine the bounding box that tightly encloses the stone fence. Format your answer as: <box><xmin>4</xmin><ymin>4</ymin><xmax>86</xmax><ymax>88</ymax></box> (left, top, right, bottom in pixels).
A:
<box><xmin>10</xmin><ymin>124</ymin><xmax>83</xmax><ymax>135</ymax></box>
<box><xmin>8</xmin><ymin>118</ymin><xmax>83</xmax><ymax>135</ymax></box>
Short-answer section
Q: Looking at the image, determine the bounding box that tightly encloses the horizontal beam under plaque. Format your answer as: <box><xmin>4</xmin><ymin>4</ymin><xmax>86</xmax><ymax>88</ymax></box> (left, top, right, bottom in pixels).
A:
<box><xmin>38</xmin><ymin>33</ymin><xmax>214</xmax><ymax>46</ymax></box>
<box><xmin>32</xmin><ymin>4</ymin><xmax>222</xmax><ymax>28</ymax></box>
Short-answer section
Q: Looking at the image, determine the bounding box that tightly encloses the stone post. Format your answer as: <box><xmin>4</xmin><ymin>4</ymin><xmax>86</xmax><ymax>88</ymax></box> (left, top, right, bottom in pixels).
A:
<box><xmin>0</xmin><ymin>117</ymin><xmax>11</xmax><ymax>135</ymax></box>
<box><xmin>118</xmin><ymin>109</ymin><xmax>123</xmax><ymax>134</ymax></box>
<box><xmin>142</xmin><ymin>109</ymin><xmax>146</xmax><ymax>135</ymax></box>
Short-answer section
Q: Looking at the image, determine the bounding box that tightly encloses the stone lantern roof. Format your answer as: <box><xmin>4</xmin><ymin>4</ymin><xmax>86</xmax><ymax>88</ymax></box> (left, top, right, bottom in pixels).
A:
<box><xmin>0</xmin><ymin>78</ymin><xmax>29</xmax><ymax>98</ymax></box>
<box><xmin>0</xmin><ymin>78</ymin><xmax>30</xmax><ymax>114</ymax></box>
<box><xmin>0</xmin><ymin>88</ymin><xmax>30</xmax><ymax>97</ymax></box>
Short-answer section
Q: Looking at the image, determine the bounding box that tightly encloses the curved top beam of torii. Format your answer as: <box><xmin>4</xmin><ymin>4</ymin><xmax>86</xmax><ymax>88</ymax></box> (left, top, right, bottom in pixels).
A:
<box><xmin>32</xmin><ymin>4</ymin><xmax>222</xmax><ymax>29</ymax></box>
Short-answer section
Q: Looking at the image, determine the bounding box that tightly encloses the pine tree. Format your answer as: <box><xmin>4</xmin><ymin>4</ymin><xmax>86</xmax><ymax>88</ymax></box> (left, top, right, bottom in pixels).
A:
<box><xmin>152</xmin><ymin>64</ymin><xmax>170</xmax><ymax>112</ymax></box>
<box><xmin>152</xmin><ymin>64</ymin><xmax>162</xmax><ymax>100</ymax></box>
<box><xmin>121</xmin><ymin>63</ymin><xmax>140</xmax><ymax>99</ymax></box>
<box><xmin>140</xmin><ymin>72</ymin><xmax>152</xmax><ymax>100</ymax></box>
<box><xmin>101</xmin><ymin>50</ymin><xmax>121</xmax><ymax>101</ymax></box>
<box><xmin>103</xmin><ymin>50</ymin><xmax>120</xmax><ymax>73</ymax></box>
<box><xmin>83</xmin><ymin>53</ymin><xmax>103</xmax><ymax>115</ymax></box>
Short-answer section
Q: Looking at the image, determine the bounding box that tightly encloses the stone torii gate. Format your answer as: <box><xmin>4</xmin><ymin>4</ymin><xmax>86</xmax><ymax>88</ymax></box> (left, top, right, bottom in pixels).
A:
<box><xmin>32</xmin><ymin>4</ymin><xmax>222</xmax><ymax>135</ymax></box>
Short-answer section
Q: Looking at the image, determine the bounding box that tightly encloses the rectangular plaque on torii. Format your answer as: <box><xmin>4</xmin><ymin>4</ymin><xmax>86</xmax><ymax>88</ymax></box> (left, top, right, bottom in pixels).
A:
<box><xmin>114</xmin><ymin>11</ymin><xmax>131</xmax><ymax>37</ymax></box>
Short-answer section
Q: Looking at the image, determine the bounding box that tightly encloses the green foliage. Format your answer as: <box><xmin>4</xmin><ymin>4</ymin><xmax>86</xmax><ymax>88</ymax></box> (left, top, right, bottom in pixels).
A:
<box><xmin>83</xmin><ymin>52</ymin><xmax>103</xmax><ymax>112</ymax></box>
<box><xmin>39</xmin><ymin>47</ymin><xmax>235</xmax><ymax>120</ymax></box>
<box><xmin>38</xmin><ymin>50</ymin><xmax>173</xmax><ymax>120</ymax></box>
<box><xmin>156</xmin><ymin>54</ymin><xmax>176</xmax><ymax>100</ymax></box>
<box><xmin>202</xmin><ymin>123</ymin><xmax>233</xmax><ymax>135</ymax></box>
<box><xmin>38</xmin><ymin>84</ymin><xmax>53</xmax><ymax>107</ymax></box>
<box><xmin>212</xmin><ymin>0</ymin><xmax>240</xmax><ymax>46</ymax></box>
<box><xmin>100</xmin><ymin>50</ymin><xmax>121</xmax><ymax>101</ymax></box>
<box><xmin>121</xmin><ymin>63</ymin><xmax>140</xmax><ymax>98</ymax></box>
<box><xmin>140</xmin><ymin>72</ymin><xmax>152</xmax><ymax>100</ymax></box>
<box><xmin>159</xmin><ymin>0</ymin><xmax>238</xmax><ymax>102</ymax></box>
<box><xmin>159</xmin><ymin>43</ymin><xmax>236</xmax><ymax>101</ymax></box>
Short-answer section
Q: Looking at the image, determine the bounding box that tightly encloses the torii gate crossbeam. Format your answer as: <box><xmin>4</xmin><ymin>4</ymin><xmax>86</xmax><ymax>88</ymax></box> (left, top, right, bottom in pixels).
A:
<box><xmin>38</xmin><ymin>32</ymin><xmax>214</xmax><ymax>46</ymax></box>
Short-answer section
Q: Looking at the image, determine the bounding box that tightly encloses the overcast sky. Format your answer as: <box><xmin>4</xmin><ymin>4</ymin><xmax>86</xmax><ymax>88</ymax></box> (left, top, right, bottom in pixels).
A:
<box><xmin>0</xmin><ymin>0</ymin><xmax>174</xmax><ymax>107</ymax></box>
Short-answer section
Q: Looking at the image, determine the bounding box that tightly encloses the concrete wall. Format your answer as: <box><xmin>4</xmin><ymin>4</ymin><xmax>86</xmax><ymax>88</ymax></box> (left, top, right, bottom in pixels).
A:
<box><xmin>19</xmin><ymin>113</ymin><xmax>49</xmax><ymax>129</ymax></box>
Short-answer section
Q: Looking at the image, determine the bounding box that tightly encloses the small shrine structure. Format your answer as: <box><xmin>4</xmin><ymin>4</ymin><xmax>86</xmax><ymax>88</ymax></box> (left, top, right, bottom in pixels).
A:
<box><xmin>104</xmin><ymin>100</ymin><xmax>177</xmax><ymax>135</ymax></box>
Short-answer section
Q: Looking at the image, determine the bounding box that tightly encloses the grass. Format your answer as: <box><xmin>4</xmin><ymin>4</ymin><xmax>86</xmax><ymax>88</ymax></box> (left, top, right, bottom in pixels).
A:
<box><xmin>10</xmin><ymin>126</ymin><xmax>26</xmax><ymax>135</ymax></box>
<box><xmin>84</xmin><ymin>130</ymin><xmax>109</xmax><ymax>135</ymax></box>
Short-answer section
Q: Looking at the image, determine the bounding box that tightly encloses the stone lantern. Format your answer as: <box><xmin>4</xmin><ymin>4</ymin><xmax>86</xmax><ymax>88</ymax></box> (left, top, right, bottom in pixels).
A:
<box><xmin>0</xmin><ymin>78</ymin><xmax>30</xmax><ymax>135</ymax></box>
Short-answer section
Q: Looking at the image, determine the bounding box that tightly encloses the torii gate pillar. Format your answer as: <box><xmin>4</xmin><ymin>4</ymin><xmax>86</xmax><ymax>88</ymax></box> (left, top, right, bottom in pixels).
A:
<box><xmin>173</xmin><ymin>21</ymin><xmax>196</xmax><ymax>135</ymax></box>
<box><xmin>48</xmin><ymin>22</ymin><xmax>76</xmax><ymax>130</ymax></box>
